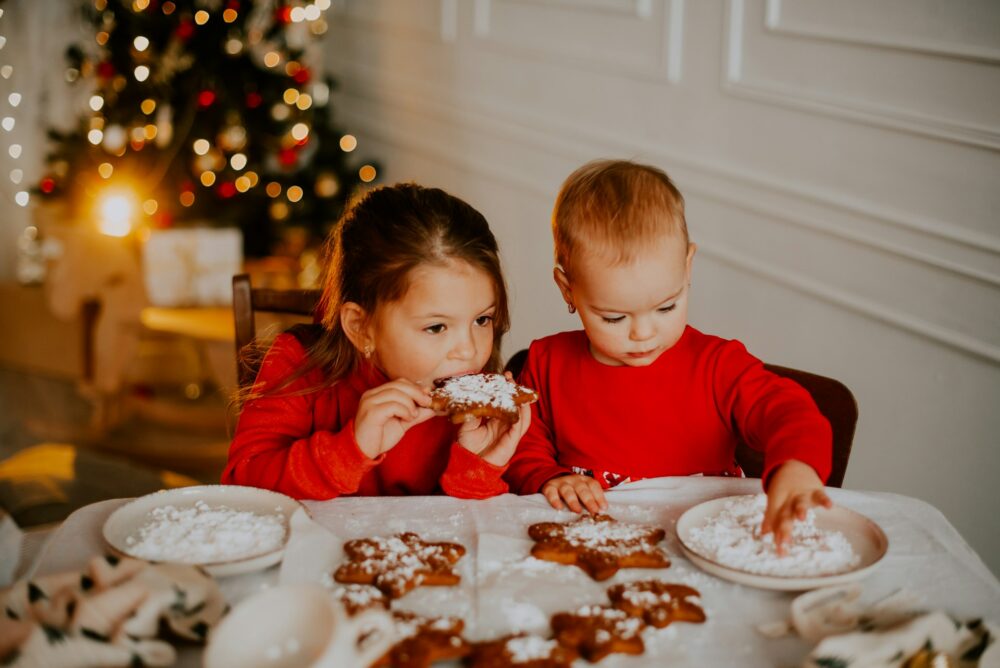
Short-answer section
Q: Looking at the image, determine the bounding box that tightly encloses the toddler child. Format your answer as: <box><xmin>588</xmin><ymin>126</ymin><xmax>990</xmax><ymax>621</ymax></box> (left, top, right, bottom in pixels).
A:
<box><xmin>224</xmin><ymin>183</ymin><xmax>531</xmax><ymax>500</ymax></box>
<box><xmin>504</xmin><ymin>160</ymin><xmax>833</xmax><ymax>547</ymax></box>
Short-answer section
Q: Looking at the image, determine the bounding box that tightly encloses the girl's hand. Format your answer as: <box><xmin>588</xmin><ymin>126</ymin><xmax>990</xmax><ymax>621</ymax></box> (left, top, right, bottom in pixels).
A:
<box><xmin>761</xmin><ymin>459</ymin><xmax>832</xmax><ymax>554</ymax></box>
<box><xmin>456</xmin><ymin>402</ymin><xmax>532</xmax><ymax>467</ymax></box>
<box><xmin>541</xmin><ymin>474</ymin><xmax>608</xmax><ymax>514</ymax></box>
<box><xmin>353</xmin><ymin>379</ymin><xmax>436</xmax><ymax>459</ymax></box>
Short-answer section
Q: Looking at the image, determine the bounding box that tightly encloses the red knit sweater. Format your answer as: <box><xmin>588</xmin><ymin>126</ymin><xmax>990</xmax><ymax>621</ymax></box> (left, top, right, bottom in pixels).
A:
<box><xmin>504</xmin><ymin>327</ymin><xmax>832</xmax><ymax>494</ymax></box>
<box><xmin>223</xmin><ymin>333</ymin><xmax>509</xmax><ymax>500</ymax></box>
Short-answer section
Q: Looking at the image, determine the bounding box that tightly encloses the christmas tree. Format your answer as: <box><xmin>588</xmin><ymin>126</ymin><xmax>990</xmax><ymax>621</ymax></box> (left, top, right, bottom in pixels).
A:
<box><xmin>36</xmin><ymin>0</ymin><xmax>377</xmax><ymax>257</ymax></box>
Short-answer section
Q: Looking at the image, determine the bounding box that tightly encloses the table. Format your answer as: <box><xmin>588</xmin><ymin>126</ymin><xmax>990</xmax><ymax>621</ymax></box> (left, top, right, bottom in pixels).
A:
<box><xmin>19</xmin><ymin>477</ymin><xmax>1000</xmax><ymax>667</ymax></box>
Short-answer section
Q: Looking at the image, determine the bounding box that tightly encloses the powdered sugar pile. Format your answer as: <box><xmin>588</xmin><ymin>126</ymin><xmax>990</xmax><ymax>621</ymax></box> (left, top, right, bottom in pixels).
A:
<box><xmin>560</xmin><ymin>515</ymin><xmax>662</xmax><ymax>557</ymax></box>
<box><xmin>686</xmin><ymin>494</ymin><xmax>859</xmax><ymax>576</ymax></box>
<box><xmin>506</xmin><ymin>635</ymin><xmax>561</xmax><ymax>661</ymax></box>
<box><xmin>124</xmin><ymin>500</ymin><xmax>286</xmax><ymax>563</ymax></box>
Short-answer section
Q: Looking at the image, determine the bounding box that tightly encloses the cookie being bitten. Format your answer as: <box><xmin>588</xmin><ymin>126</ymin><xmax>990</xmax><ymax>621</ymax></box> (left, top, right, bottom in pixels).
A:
<box><xmin>430</xmin><ymin>373</ymin><xmax>538</xmax><ymax>423</ymax></box>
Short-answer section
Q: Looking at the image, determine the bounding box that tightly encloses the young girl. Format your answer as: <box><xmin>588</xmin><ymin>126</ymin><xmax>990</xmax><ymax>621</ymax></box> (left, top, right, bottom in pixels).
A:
<box><xmin>223</xmin><ymin>183</ymin><xmax>531</xmax><ymax>500</ymax></box>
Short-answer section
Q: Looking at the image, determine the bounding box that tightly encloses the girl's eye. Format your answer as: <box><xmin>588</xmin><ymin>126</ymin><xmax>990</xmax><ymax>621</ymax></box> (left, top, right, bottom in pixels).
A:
<box><xmin>657</xmin><ymin>304</ymin><xmax>677</xmax><ymax>313</ymax></box>
<box><xmin>424</xmin><ymin>324</ymin><xmax>446</xmax><ymax>334</ymax></box>
<box><xmin>475</xmin><ymin>315</ymin><xmax>494</xmax><ymax>327</ymax></box>
<box><xmin>602</xmin><ymin>316</ymin><xmax>626</xmax><ymax>324</ymax></box>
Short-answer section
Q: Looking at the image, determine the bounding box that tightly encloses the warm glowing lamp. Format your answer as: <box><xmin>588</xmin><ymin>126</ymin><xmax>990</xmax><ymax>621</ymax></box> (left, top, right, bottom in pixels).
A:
<box><xmin>97</xmin><ymin>190</ymin><xmax>137</xmax><ymax>237</ymax></box>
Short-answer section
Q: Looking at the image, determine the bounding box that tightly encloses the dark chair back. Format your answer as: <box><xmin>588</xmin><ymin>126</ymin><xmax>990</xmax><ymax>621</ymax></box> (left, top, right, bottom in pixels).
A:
<box><xmin>232</xmin><ymin>274</ymin><xmax>322</xmax><ymax>388</ymax></box>
<box><xmin>503</xmin><ymin>350</ymin><xmax>857</xmax><ymax>488</ymax></box>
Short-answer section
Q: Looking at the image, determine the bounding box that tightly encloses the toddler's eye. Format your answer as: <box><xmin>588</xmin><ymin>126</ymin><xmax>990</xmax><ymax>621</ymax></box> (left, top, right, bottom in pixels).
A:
<box><xmin>424</xmin><ymin>324</ymin><xmax>446</xmax><ymax>334</ymax></box>
<box><xmin>657</xmin><ymin>304</ymin><xmax>677</xmax><ymax>313</ymax></box>
<box><xmin>602</xmin><ymin>316</ymin><xmax>626</xmax><ymax>324</ymax></box>
<box><xmin>475</xmin><ymin>315</ymin><xmax>494</xmax><ymax>327</ymax></box>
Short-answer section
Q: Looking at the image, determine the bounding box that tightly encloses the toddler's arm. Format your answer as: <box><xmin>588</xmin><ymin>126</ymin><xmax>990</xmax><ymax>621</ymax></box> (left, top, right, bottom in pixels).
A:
<box><xmin>761</xmin><ymin>459</ymin><xmax>832</xmax><ymax>552</ymax></box>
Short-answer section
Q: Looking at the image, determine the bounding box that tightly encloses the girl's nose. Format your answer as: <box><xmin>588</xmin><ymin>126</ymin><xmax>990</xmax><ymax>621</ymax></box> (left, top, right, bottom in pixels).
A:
<box><xmin>450</xmin><ymin>330</ymin><xmax>477</xmax><ymax>360</ymax></box>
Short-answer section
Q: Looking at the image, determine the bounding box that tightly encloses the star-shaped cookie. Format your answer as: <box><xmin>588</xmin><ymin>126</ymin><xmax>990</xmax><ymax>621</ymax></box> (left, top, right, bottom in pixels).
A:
<box><xmin>333</xmin><ymin>532</ymin><xmax>466</xmax><ymax>598</ymax></box>
<box><xmin>606</xmin><ymin>580</ymin><xmax>706</xmax><ymax>628</ymax></box>
<box><xmin>430</xmin><ymin>373</ymin><xmax>538</xmax><ymax>423</ymax></box>
<box><xmin>527</xmin><ymin>514</ymin><xmax>669</xmax><ymax>581</ymax></box>
<box><xmin>550</xmin><ymin>604</ymin><xmax>646</xmax><ymax>663</ymax></box>
<box><xmin>466</xmin><ymin>634</ymin><xmax>578</xmax><ymax>668</ymax></box>
<box><xmin>372</xmin><ymin>610</ymin><xmax>470</xmax><ymax>668</ymax></box>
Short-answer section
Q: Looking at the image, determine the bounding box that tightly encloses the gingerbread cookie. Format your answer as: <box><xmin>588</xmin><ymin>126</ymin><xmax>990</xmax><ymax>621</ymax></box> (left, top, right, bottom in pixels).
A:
<box><xmin>527</xmin><ymin>514</ymin><xmax>669</xmax><ymax>581</ymax></box>
<box><xmin>373</xmin><ymin>610</ymin><xmax>469</xmax><ymax>668</ymax></box>
<box><xmin>466</xmin><ymin>634</ymin><xmax>577</xmax><ymax>668</ymax></box>
<box><xmin>430</xmin><ymin>373</ymin><xmax>538</xmax><ymax>423</ymax></box>
<box><xmin>334</xmin><ymin>533</ymin><xmax>466</xmax><ymax>598</ymax></box>
<box><xmin>329</xmin><ymin>583</ymin><xmax>389</xmax><ymax>615</ymax></box>
<box><xmin>607</xmin><ymin>580</ymin><xmax>706</xmax><ymax>628</ymax></box>
<box><xmin>550</xmin><ymin>605</ymin><xmax>646</xmax><ymax>663</ymax></box>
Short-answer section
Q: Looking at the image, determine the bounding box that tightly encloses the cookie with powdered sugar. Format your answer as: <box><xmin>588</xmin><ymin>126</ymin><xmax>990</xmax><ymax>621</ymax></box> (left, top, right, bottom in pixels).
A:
<box><xmin>606</xmin><ymin>580</ymin><xmax>706</xmax><ymax>628</ymax></box>
<box><xmin>550</xmin><ymin>604</ymin><xmax>646</xmax><ymax>663</ymax></box>
<box><xmin>527</xmin><ymin>514</ymin><xmax>669</xmax><ymax>581</ymax></box>
<box><xmin>333</xmin><ymin>532</ymin><xmax>466</xmax><ymax>599</ymax></box>
<box><xmin>466</xmin><ymin>634</ymin><xmax>577</xmax><ymax>668</ymax></box>
<box><xmin>430</xmin><ymin>373</ymin><xmax>538</xmax><ymax>423</ymax></box>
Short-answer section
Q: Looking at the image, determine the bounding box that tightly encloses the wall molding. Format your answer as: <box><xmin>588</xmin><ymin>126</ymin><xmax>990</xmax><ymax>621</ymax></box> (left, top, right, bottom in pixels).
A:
<box><xmin>334</xmin><ymin>63</ymin><xmax>1000</xmax><ymax>264</ymax></box>
<box><xmin>341</xmin><ymin>97</ymin><xmax>1000</xmax><ymax>365</ymax></box>
<box><xmin>330</xmin><ymin>0</ymin><xmax>457</xmax><ymax>44</ymax></box>
<box><xmin>724</xmin><ymin>0</ymin><xmax>1000</xmax><ymax>152</ymax></box>
<box><xmin>764</xmin><ymin>0</ymin><xmax>1000</xmax><ymax>64</ymax></box>
<box><xmin>470</xmin><ymin>0</ymin><xmax>685</xmax><ymax>83</ymax></box>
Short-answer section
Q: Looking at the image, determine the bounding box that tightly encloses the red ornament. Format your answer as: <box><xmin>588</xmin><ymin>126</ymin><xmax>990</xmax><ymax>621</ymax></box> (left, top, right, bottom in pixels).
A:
<box><xmin>227</xmin><ymin>0</ymin><xmax>240</xmax><ymax>9</ymax></box>
<box><xmin>217</xmin><ymin>182</ymin><xmax>237</xmax><ymax>198</ymax></box>
<box><xmin>154</xmin><ymin>211</ymin><xmax>173</xmax><ymax>228</ymax></box>
<box><xmin>39</xmin><ymin>177</ymin><xmax>56</xmax><ymax>194</ymax></box>
<box><xmin>245</xmin><ymin>92</ymin><xmax>263</xmax><ymax>109</ymax></box>
<box><xmin>278</xmin><ymin>148</ymin><xmax>297</xmax><ymax>167</ymax></box>
<box><xmin>175</xmin><ymin>19</ymin><xmax>195</xmax><ymax>41</ymax></box>
<box><xmin>97</xmin><ymin>61</ymin><xmax>115</xmax><ymax>79</ymax></box>
<box><xmin>198</xmin><ymin>90</ymin><xmax>216</xmax><ymax>107</ymax></box>
<box><xmin>292</xmin><ymin>67</ymin><xmax>311</xmax><ymax>85</ymax></box>
<box><xmin>274</xmin><ymin>6</ymin><xmax>292</xmax><ymax>24</ymax></box>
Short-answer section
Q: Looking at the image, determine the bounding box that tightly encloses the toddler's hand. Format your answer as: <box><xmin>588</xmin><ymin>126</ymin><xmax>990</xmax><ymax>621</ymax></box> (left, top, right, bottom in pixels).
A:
<box><xmin>456</xmin><ymin>402</ymin><xmax>532</xmax><ymax>467</ymax></box>
<box><xmin>353</xmin><ymin>379</ymin><xmax>435</xmax><ymax>459</ymax></box>
<box><xmin>761</xmin><ymin>459</ymin><xmax>832</xmax><ymax>554</ymax></box>
<box><xmin>541</xmin><ymin>474</ymin><xmax>608</xmax><ymax>514</ymax></box>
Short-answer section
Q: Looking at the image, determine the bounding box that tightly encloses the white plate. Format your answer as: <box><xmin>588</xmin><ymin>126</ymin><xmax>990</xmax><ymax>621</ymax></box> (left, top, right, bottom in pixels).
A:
<box><xmin>676</xmin><ymin>495</ymin><xmax>888</xmax><ymax>591</ymax></box>
<box><xmin>103</xmin><ymin>485</ymin><xmax>301</xmax><ymax>577</ymax></box>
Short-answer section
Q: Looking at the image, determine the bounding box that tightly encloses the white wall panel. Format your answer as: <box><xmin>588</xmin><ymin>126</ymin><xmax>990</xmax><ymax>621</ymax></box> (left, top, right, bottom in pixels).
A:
<box><xmin>324</xmin><ymin>0</ymin><xmax>1000</xmax><ymax>575</ymax></box>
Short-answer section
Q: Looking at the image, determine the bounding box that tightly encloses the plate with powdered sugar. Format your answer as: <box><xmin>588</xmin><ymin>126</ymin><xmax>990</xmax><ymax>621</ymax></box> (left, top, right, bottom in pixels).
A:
<box><xmin>676</xmin><ymin>494</ymin><xmax>888</xmax><ymax>591</ymax></box>
<box><xmin>103</xmin><ymin>485</ymin><xmax>301</xmax><ymax>577</ymax></box>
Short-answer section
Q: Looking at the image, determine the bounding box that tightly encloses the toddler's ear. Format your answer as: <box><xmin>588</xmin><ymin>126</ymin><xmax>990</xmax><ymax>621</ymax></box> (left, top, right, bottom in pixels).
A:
<box><xmin>686</xmin><ymin>242</ymin><xmax>697</xmax><ymax>277</ymax></box>
<box><xmin>553</xmin><ymin>266</ymin><xmax>574</xmax><ymax>309</ymax></box>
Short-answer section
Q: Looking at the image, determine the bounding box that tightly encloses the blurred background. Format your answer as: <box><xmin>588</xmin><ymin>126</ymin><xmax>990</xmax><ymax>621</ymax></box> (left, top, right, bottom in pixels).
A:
<box><xmin>0</xmin><ymin>1</ymin><xmax>997</xmax><ymax>576</ymax></box>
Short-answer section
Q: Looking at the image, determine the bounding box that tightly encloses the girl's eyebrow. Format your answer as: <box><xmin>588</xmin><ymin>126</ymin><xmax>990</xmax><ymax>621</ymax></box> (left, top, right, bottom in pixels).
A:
<box><xmin>414</xmin><ymin>302</ymin><xmax>496</xmax><ymax>320</ymax></box>
<box><xmin>592</xmin><ymin>287</ymin><xmax>683</xmax><ymax>313</ymax></box>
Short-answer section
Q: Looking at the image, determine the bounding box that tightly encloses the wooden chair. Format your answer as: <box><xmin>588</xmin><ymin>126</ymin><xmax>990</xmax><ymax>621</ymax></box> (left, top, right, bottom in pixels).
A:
<box><xmin>503</xmin><ymin>349</ymin><xmax>857</xmax><ymax>488</ymax></box>
<box><xmin>232</xmin><ymin>274</ymin><xmax>322</xmax><ymax>388</ymax></box>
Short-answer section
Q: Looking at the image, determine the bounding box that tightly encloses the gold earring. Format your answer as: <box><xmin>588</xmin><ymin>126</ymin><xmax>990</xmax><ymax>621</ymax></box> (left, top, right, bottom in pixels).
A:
<box><xmin>363</xmin><ymin>344</ymin><xmax>373</xmax><ymax>359</ymax></box>
<box><xmin>567</xmin><ymin>303</ymin><xmax>576</xmax><ymax>314</ymax></box>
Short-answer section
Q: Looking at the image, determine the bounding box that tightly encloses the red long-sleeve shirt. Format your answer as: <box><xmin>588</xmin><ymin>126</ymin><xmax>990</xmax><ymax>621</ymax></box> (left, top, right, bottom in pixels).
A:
<box><xmin>504</xmin><ymin>327</ymin><xmax>832</xmax><ymax>494</ymax></box>
<box><xmin>223</xmin><ymin>333</ymin><xmax>508</xmax><ymax>500</ymax></box>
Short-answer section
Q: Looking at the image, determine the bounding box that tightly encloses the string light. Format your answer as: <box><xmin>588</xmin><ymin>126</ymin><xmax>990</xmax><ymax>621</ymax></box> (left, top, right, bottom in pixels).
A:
<box><xmin>133</xmin><ymin>36</ymin><xmax>149</xmax><ymax>51</ymax></box>
<box><xmin>194</xmin><ymin>10</ymin><xmax>209</xmax><ymax>25</ymax></box>
<box><xmin>89</xmin><ymin>95</ymin><xmax>104</xmax><ymax>111</ymax></box>
<box><xmin>339</xmin><ymin>135</ymin><xmax>357</xmax><ymax>152</ymax></box>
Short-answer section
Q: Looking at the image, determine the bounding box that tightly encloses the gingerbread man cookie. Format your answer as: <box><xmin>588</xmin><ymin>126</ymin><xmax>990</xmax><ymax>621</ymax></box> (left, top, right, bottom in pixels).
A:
<box><xmin>527</xmin><ymin>514</ymin><xmax>669</xmax><ymax>581</ymax></box>
<box><xmin>550</xmin><ymin>605</ymin><xmax>646</xmax><ymax>663</ymax></box>
<box><xmin>466</xmin><ymin>634</ymin><xmax>577</xmax><ymax>668</ymax></box>
<box><xmin>607</xmin><ymin>580</ymin><xmax>706</xmax><ymax>628</ymax></box>
<box><xmin>430</xmin><ymin>373</ymin><xmax>538</xmax><ymax>423</ymax></box>
<box><xmin>333</xmin><ymin>533</ymin><xmax>466</xmax><ymax>598</ymax></box>
<box><xmin>373</xmin><ymin>610</ymin><xmax>469</xmax><ymax>668</ymax></box>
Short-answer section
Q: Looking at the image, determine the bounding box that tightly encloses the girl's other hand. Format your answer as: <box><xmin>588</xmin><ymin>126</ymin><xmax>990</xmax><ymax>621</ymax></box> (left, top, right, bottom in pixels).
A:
<box><xmin>353</xmin><ymin>379</ymin><xmax>435</xmax><ymax>459</ymax></box>
<box><xmin>541</xmin><ymin>474</ymin><xmax>608</xmax><ymax>514</ymax></box>
<box><xmin>761</xmin><ymin>459</ymin><xmax>832</xmax><ymax>554</ymax></box>
<box><xmin>456</xmin><ymin>402</ymin><xmax>531</xmax><ymax>467</ymax></box>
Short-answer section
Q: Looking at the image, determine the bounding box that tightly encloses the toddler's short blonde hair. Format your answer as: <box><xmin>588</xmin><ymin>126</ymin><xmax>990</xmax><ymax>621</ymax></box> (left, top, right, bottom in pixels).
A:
<box><xmin>553</xmin><ymin>159</ymin><xmax>687</xmax><ymax>274</ymax></box>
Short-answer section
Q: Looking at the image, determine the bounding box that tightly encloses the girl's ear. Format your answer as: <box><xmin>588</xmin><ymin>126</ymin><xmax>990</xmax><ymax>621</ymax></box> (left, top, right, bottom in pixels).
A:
<box><xmin>553</xmin><ymin>266</ymin><xmax>575</xmax><ymax>312</ymax></box>
<box><xmin>340</xmin><ymin>301</ymin><xmax>372</xmax><ymax>352</ymax></box>
<box><xmin>686</xmin><ymin>242</ymin><xmax>697</xmax><ymax>281</ymax></box>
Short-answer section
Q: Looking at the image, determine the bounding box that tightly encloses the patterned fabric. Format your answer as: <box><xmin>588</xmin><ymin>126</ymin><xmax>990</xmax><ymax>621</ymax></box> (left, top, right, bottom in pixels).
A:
<box><xmin>0</xmin><ymin>555</ymin><xmax>224</xmax><ymax>667</ymax></box>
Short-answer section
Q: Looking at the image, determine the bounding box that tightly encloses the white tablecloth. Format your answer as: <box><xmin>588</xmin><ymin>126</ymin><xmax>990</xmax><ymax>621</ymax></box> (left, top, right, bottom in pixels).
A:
<box><xmin>19</xmin><ymin>477</ymin><xmax>1000</xmax><ymax>667</ymax></box>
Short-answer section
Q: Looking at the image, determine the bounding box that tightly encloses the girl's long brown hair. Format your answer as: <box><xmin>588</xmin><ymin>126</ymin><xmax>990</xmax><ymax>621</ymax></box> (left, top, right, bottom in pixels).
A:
<box><xmin>247</xmin><ymin>183</ymin><xmax>510</xmax><ymax>400</ymax></box>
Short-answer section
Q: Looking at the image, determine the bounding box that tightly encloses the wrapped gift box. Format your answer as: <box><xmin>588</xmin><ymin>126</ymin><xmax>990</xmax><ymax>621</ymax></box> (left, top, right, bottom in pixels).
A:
<box><xmin>142</xmin><ymin>228</ymin><xmax>242</xmax><ymax>307</ymax></box>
